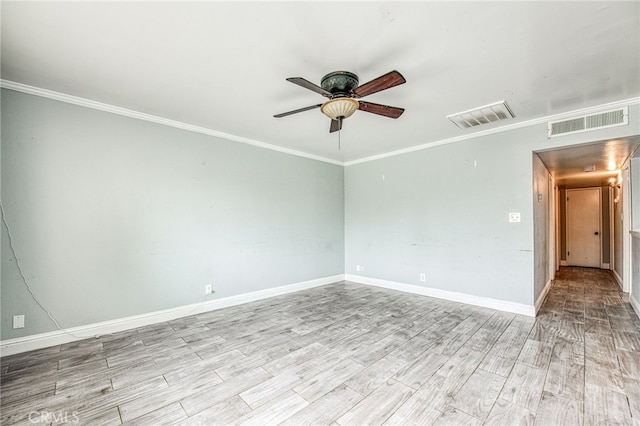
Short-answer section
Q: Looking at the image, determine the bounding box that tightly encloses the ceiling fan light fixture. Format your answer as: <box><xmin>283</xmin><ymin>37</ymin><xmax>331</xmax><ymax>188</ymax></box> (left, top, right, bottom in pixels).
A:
<box><xmin>320</xmin><ymin>98</ymin><xmax>359</xmax><ymax>120</ymax></box>
<box><xmin>275</xmin><ymin>69</ymin><xmax>405</xmax><ymax>133</ymax></box>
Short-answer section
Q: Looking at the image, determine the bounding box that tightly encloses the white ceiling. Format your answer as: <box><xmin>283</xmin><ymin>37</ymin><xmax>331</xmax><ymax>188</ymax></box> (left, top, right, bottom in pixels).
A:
<box><xmin>1</xmin><ymin>1</ymin><xmax>639</xmax><ymax>167</ymax></box>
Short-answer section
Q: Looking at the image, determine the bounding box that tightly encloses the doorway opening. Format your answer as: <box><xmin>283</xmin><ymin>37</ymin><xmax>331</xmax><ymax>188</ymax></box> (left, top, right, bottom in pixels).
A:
<box><xmin>534</xmin><ymin>137</ymin><xmax>640</xmax><ymax>296</ymax></box>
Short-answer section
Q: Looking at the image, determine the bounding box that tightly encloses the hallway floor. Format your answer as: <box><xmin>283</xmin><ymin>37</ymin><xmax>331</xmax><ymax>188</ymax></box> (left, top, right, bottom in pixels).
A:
<box><xmin>534</xmin><ymin>267</ymin><xmax>640</xmax><ymax>425</ymax></box>
<box><xmin>529</xmin><ymin>267</ymin><xmax>640</xmax><ymax>425</ymax></box>
<box><xmin>1</xmin><ymin>267</ymin><xmax>639</xmax><ymax>425</ymax></box>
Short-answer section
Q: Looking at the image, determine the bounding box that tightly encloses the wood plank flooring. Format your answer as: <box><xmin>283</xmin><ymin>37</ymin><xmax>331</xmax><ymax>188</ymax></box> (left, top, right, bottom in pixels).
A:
<box><xmin>2</xmin><ymin>267</ymin><xmax>639</xmax><ymax>425</ymax></box>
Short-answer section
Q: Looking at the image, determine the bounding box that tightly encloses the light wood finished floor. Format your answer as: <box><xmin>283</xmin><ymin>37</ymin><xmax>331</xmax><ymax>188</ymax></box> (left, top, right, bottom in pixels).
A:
<box><xmin>2</xmin><ymin>267</ymin><xmax>639</xmax><ymax>425</ymax></box>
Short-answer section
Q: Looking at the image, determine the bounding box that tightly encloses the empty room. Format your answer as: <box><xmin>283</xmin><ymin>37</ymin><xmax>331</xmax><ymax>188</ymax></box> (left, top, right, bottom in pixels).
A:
<box><xmin>1</xmin><ymin>1</ymin><xmax>640</xmax><ymax>425</ymax></box>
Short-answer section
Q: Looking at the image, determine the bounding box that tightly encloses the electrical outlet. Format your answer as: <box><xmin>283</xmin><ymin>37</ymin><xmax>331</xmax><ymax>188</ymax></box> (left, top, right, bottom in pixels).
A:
<box><xmin>420</xmin><ymin>273</ymin><xmax>426</xmax><ymax>282</ymax></box>
<box><xmin>13</xmin><ymin>315</ymin><xmax>25</xmax><ymax>329</ymax></box>
<box><xmin>356</xmin><ymin>265</ymin><xmax>364</xmax><ymax>272</ymax></box>
<box><xmin>205</xmin><ymin>285</ymin><xmax>213</xmax><ymax>295</ymax></box>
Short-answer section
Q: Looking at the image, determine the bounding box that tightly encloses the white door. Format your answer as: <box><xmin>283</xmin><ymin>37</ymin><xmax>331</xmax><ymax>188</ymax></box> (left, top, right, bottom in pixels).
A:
<box><xmin>566</xmin><ymin>188</ymin><xmax>601</xmax><ymax>268</ymax></box>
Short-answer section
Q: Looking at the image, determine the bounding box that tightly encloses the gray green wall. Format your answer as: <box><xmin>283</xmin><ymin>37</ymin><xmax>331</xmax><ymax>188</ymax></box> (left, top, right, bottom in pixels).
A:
<box><xmin>1</xmin><ymin>89</ymin><xmax>345</xmax><ymax>340</ymax></box>
<box><xmin>2</xmin><ymin>87</ymin><xmax>639</xmax><ymax>341</ymax></box>
<box><xmin>632</xmin><ymin>235</ymin><xmax>640</xmax><ymax>308</ymax></box>
<box><xmin>345</xmin><ymin>130</ymin><xmax>536</xmax><ymax>305</ymax></box>
<box><xmin>631</xmin><ymin>159</ymin><xmax>640</xmax><ymax>306</ymax></box>
<box><xmin>632</xmin><ymin>158</ymin><xmax>640</xmax><ymax>231</ymax></box>
<box><xmin>345</xmin><ymin>105</ymin><xmax>640</xmax><ymax>307</ymax></box>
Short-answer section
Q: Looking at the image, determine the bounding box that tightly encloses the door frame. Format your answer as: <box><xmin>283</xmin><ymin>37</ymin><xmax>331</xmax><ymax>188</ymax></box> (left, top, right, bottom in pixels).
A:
<box><xmin>623</xmin><ymin>168</ymin><xmax>631</xmax><ymax>292</ymax></box>
<box><xmin>609</xmin><ymin>185</ymin><xmax>615</xmax><ymax>271</ymax></box>
<box><xmin>550</xmin><ymin>176</ymin><xmax>558</xmax><ymax>277</ymax></box>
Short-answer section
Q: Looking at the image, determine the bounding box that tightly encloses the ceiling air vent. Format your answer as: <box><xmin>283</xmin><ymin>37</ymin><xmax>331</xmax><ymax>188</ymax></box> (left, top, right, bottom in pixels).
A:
<box><xmin>547</xmin><ymin>107</ymin><xmax>628</xmax><ymax>138</ymax></box>
<box><xmin>447</xmin><ymin>100</ymin><xmax>515</xmax><ymax>129</ymax></box>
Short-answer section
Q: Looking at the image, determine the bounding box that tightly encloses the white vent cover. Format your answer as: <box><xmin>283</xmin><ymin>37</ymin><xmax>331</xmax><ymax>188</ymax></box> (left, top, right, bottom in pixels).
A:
<box><xmin>547</xmin><ymin>107</ymin><xmax>628</xmax><ymax>137</ymax></box>
<box><xmin>447</xmin><ymin>100</ymin><xmax>515</xmax><ymax>129</ymax></box>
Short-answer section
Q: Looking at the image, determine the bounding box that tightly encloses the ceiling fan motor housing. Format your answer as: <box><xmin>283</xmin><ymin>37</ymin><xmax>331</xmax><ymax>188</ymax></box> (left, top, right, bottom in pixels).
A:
<box><xmin>321</xmin><ymin>71</ymin><xmax>359</xmax><ymax>97</ymax></box>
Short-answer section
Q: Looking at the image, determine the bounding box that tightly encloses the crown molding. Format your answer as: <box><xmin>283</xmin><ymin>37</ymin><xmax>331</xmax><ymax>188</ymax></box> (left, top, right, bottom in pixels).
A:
<box><xmin>344</xmin><ymin>97</ymin><xmax>640</xmax><ymax>166</ymax></box>
<box><xmin>3</xmin><ymin>80</ymin><xmax>638</xmax><ymax>168</ymax></box>
<box><xmin>0</xmin><ymin>80</ymin><xmax>344</xmax><ymax>166</ymax></box>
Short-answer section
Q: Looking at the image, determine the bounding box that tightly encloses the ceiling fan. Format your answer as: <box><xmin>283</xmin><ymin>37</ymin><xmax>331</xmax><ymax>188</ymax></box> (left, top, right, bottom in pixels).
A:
<box><xmin>274</xmin><ymin>70</ymin><xmax>406</xmax><ymax>133</ymax></box>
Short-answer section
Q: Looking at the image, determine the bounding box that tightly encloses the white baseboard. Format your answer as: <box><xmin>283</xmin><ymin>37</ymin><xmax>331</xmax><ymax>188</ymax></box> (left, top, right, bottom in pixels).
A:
<box><xmin>535</xmin><ymin>279</ymin><xmax>553</xmax><ymax>314</ymax></box>
<box><xmin>345</xmin><ymin>274</ymin><xmax>535</xmax><ymax>317</ymax></box>
<box><xmin>631</xmin><ymin>294</ymin><xmax>640</xmax><ymax>318</ymax></box>
<box><xmin>560</xmin><ymin>260</ymin><xmax>568</xmax><ymax>266</ymax></box>
<box><xmin>613</xmin><ymin>269</ymin><xmax>623</xmax><ymax>290</ymax></box>
<box><xmin>0</xmin><ymin>274</ymin><xmax>344</xmax><ymax>357</ymax></box>
<box><xmin>602</xmin><ymin>263</ymin><xmax>610</xmax><ymax>270</ymax></box>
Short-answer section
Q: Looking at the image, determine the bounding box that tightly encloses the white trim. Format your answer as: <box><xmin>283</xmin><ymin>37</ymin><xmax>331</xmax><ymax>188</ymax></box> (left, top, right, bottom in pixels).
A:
<box><xmin>613</xmin><ymin>269</ymin><xmax>624</xmax><ymax>290</ymax></box>
<box><xmin>631</xmin><ymin>293</ymin><xmax>640</xmax><ymax>318</ymax></box>
<box><xmin>623</xmin><ymin>168</ymin><xmax>632</xmax><ymax>292</ymax></box>
<box><xmin>0</xmin><ymin>274</ymin><xmax>344</xmax><ymax>357</ymax></box>
<box><xmin>560</xmin><ymin>260</ymin><xmax>569</xmax><ymax>266</ymax></box>
<box><xmin>2</xmin><ymin>80</ymin><xmax>638</xmax><ymax>168</ymax></box>
<box><xmin>555</xmin><ymin>184</ymin><xmax>561</xmax><ymax>272</ymax></box>
<box><xmin>548</xmin><ymin>175</ymin><xmax>556</xmax><ymax>278</ymax></box>
<box><xmin>345</xmin><ymin>274</ymin><xmax>535</xmax><ymax>317</ymax></box>
<box><xmin>535</xmin><ymin>279</ymin><xmax>553</xmax><ymax>314</ymax></box>
<box><xmin>601</xmin><ymin>263</ymin><xmax>610</xmax><ymax>270</ymax></box>
<box><xmin>345</xmin><ymin>97</ymin><xmax>640</xmax><ymax>166</ymax></box>
<box><xmin>0</xmin><ymin>80</ymin><xmax>343</xmax><ymax>167</ymax></box>
<box><xmin>609</xmin><ymin>186</ymin><xmax>615</xmax><ymax>273</ymax></box>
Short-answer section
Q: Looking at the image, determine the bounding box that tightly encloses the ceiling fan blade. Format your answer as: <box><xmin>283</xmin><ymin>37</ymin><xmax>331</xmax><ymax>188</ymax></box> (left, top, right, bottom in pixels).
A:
<box><xmin>274</xmin><ymin>104</ymin><xmax>322</xmax><ymax>118</ymax></box>
<box><xmin>358</xmin><ymin>101</ymin><xmax>405</xmax><ymax>119</ymax></box>
<box><xmin>286</xmin><ymin>77</ymin><xmax>332</xmax><ymax>98</ymax></box>
<box><xmin>353</xmin><ymin>70</ymin><xmax>406</xmax><ymax>98</ymax></box>
<box><xmin>330</xmin><ymin>118</ymin><xmax>342</xmax><ymax>133</ymax></box>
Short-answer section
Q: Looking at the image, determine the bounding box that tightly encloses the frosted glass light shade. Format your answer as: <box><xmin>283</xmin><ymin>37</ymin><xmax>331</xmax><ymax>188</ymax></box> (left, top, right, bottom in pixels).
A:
<box><xmin>320</xmin><ymin>98</ymin><xmax>359</xmax><ymax>120</ymax></box>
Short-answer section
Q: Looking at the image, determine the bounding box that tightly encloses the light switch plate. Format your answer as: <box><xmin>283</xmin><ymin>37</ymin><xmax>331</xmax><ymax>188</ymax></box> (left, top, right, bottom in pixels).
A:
<box><xmin>509</xmin><ymin>212</ymin><xmax>521</xmax><ymax>223</ymax></box>
<box><xmin>13</xmin><ymin>315</ymin><xmax>25</xmax><ymax>329</ymax></box>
